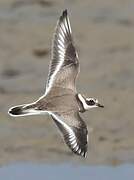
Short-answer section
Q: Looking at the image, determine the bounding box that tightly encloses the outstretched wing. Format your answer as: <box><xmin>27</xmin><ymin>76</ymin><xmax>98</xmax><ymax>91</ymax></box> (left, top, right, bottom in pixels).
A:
<box><xmin>45</xmin><ymin>10</ymin><xmax>79</xmax><ymax>95</ymax></box>
<box><xmin>51</xmin><ymin>111</ymin><xmax>88</xmax><ymax>158</ymax></box>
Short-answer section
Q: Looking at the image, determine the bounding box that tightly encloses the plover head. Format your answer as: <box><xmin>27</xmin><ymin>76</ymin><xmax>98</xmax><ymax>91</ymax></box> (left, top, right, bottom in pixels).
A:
<box><xmin>78</xmin><ymin>94</ymin><xmax>104</xmax><ymax>111</ymax></box>
<box><xmin>85</xmin><ymin>98</ymin><xmax>104</xmax><ymax>108</ymax></box>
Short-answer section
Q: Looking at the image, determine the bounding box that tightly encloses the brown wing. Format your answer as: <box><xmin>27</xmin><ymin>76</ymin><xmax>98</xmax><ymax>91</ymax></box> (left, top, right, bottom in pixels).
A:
<box><xmin>45</xmin><ymin>10</ymin><xmax>79</xmax><ymax>95</ymax></box>
<box><xmin>51</xmin><ymin>111</ymin><xmax>88</xmax><ymax>158</ymax></box>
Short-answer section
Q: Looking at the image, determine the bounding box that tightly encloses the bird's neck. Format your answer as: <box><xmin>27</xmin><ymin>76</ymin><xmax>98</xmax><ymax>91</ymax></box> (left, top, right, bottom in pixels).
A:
<box><xmin>76</xmin><ymin>93</ymin><xmax>86</xmax><ymax>113</ymax></box>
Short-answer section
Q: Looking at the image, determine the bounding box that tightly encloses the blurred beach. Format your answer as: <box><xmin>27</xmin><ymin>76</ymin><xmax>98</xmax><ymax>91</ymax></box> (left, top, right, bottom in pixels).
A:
<box><xmin>0</xmin><ymin>0</ymin><xmax>134</xmax><ymax>167</ymax></box>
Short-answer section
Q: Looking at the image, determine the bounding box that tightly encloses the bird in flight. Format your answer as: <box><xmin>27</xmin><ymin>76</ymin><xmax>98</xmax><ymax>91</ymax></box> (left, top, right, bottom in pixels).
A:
<box><xmin>8</xmin><ymin>10</ymin><xmax>104</xmax><ymax>158</ymax></box>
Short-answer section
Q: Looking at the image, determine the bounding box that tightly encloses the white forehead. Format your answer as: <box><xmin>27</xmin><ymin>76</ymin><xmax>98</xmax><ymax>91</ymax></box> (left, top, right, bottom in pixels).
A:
<box><xmin>86</xmin><ymin>98</ymin><xmax>98</xmax><ymax>103</ymax></box>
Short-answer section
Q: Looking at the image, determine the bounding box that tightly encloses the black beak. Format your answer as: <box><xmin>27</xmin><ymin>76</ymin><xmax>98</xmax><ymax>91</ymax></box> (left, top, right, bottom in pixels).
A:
<box><xmin>97</xmin><ymin>103</ymin><xmax>104</xmax><ymax>108</ymax></box>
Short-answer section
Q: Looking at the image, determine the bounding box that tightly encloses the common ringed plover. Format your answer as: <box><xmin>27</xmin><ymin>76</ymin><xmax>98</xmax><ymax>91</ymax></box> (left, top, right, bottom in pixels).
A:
<box><xmin>8</xmin><ymin>10</ymin><xmax>104</xmax><ymax>158</ymax></box>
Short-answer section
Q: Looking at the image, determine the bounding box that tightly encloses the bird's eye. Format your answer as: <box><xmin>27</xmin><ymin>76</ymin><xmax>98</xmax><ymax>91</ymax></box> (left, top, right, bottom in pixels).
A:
<box><xmin>86</xmin><ymin>99</ymin><xmax>95</xmax><ymax>106</ymax></box>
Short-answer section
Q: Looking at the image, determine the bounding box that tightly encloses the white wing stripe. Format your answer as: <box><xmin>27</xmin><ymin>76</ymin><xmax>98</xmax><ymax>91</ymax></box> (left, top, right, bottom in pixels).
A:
<box><xmin>59</xmin><ymin>28</ymin><xmax>65</xmax><ymax>38</ymax></box>
<box><xmin>67</xmin><ymin>17</ymin><xmax>72</xmax><ymax>33</ymax></box>
<box><xmin>59</xmin><ymin>33</ymin><xmax>64</xmax><ymax>42</ymax></box>
<box><xmin>69</xmin><ymin>136</ymin><xmax>75</xmax><ymax>141</ymax></box>
<box><xmin>59</xmin><ymin>53</ymin><xmax>65</xmax><ymax>58</ymax></box>
<box><xmin>75</xmin><ymin>146</ymin><xmax>79</xmax><ymax>151</ymax></box>
<box><xmin>69</xmin><ymin>133</ymin><xmax>74</xmax><ymax>138</ymax></box>
<box><xmin>81</xmin><ymin>152</ymin><xmax>84</xmax><ymax>156</ymax></box>
<box><xmin>70</xmin><ymin>139</ymin><xmax>76</xmax><ymax>145</ymax></box>
<box><xmin>64</xmin><ymin>20</ymin><xmax>68</xmax><ymax>31</ymax></box>
<box><xmin>45</xmin><ymin>57</ymin><xmax>63</xmax><ymax>95</ymax></box>
<box><xmin>73</xmin><ymin>143</ymin><xmax>77</xmax><ymax>149</ymax></box>
<box><xmin>58</xmin><ymin>47</ymin><xmax>65</xmax><ymax>53</ymax></box>
<box><xmin>52</xmin><ymin>113</ymin><xmax>74</xmax><ymax>135</ymax></box>
<box><xmin>61</xmin><ymin>24</ymin><xmax>66</xmax><ymax>34</ymax></box>
<box><xmin>51</xmin><ymin>113</ymin><xmax>79</xmax><ymax>150</ymax></box>
<box><xmin>58</xmin><ymin>39</ymin><xmax>64</xmax><ymax>47</ymax></box>
<box><xmin>78</xmin><ymin>149</ymin><xmax>81</xmax><ymax>154</ymax></box>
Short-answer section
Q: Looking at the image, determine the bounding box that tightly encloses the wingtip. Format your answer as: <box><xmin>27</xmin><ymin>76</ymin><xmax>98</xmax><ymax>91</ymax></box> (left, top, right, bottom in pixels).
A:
<box><xmin>83</xmin><ymin>152</ymin><xmax>87</xmax><ymax>158</ymax></box>
<box><xmin>72</xmin><ymin>147</ymin><xmax>87</xmax><ymax>158</ymax></box>
<box><xmin>59</xmin><ymin>9</ymin><xmax>68</xmax><ymax>22</ymax></box>
<box><xmin>79</xmin><ymin>151</ymin><xmax>87</xmax><ymax>158</ymax></box>
<box><xmin>62</xmin><ymin>9</ymin><xmax>68</xmax><ymax>16</ymax></box>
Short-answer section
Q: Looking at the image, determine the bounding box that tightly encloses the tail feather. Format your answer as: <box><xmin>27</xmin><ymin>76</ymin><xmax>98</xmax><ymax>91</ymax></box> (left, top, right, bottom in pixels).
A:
<box><xmin>8</xmin><ymin>103</ymin><xmax>38</xmax><ymax>117</ymax></box>
<box><xmin>9</xmin><ymin>105</ymin><xmax>24</xmax><ymax>116</ymax></box>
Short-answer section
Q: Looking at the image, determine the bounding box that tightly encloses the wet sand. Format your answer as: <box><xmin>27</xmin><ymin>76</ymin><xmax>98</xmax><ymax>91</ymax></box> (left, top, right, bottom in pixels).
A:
<box><xmin>0</xmin><ymin>0</ymin><xmax>134</xmax><ymax>165</ymax></box>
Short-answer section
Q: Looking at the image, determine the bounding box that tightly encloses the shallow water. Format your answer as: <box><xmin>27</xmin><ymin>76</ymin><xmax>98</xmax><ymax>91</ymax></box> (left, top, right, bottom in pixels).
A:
<box><xmin>0</xmin><ymin>163</ymin><xmax>134</xmax><ymax>180</ymax></box>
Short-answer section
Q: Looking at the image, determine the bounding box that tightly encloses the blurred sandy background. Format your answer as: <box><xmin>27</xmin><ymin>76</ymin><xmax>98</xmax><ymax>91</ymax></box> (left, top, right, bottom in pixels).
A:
<box><xmin>0</xmin><ymin>0</ymin><xmax>134</xmax><ymax>165</ymax></box>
